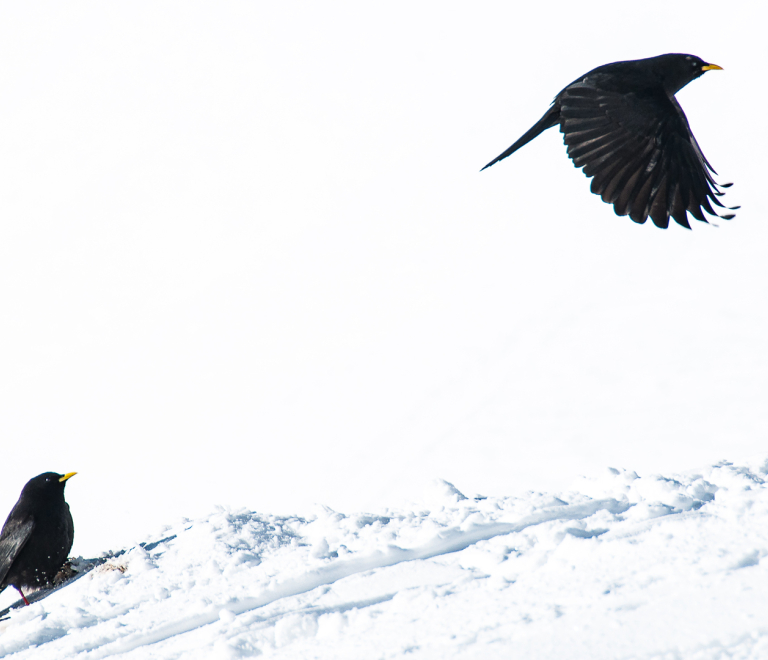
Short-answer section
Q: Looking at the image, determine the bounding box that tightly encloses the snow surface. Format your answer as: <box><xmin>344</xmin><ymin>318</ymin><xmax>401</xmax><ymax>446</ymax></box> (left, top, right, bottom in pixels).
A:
<box><xmin>3</xmin><ymin>458</ymin><xmax>768</xmax><ymax>659</ymax></box>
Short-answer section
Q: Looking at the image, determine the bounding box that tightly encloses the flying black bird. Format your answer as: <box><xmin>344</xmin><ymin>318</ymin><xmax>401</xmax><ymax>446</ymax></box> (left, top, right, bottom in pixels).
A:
<box><xmin>0</xmin><ymin>472</ymin><xmax>76</xmax><ymax>606</ymax></box>
<box><xmin>482</xmin><ymin>53</ymin><xmax>737</xmax><ymax>229</ymax></box>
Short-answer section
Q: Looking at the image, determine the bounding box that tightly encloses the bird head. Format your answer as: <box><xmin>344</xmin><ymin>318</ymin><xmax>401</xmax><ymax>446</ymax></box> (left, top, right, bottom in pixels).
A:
<box><xmin>20</xmin><ymin>472</ymin><xmax>77</xmax><ymax>502</ymax></box>
<box><xmin>656</xmin><ymin>53</ymin><xmax>722</xmax><ymax>95</ymax></box>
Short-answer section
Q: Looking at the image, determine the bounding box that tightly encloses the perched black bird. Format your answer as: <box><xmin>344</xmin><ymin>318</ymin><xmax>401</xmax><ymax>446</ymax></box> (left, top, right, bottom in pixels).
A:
<box><xmin>0</xmin><ymin>472</ymin><xmax>76</xmax><ymax>606</ymax></box>
<box><xmin>482</xmin><ymin>53</ymin><xmax>737</xmax><ymax>229</ymax></box>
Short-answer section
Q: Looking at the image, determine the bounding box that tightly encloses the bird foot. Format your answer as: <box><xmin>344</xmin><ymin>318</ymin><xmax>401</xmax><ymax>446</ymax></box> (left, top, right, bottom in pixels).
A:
<box><xmin>14</xmin><ymin>587</ymin><xmax>30</xmax><ymax>606</ymax></box>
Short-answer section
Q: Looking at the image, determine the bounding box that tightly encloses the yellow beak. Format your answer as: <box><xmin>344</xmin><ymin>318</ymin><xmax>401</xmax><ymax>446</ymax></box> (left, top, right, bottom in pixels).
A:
<box><xmin>59</xmin><ymin>472</ymin><xmax>77</xmax><ymax>483</ymax></box>
<box><xmin>702</xmin><ymin>64</ymin><xmax>723</xmax><ymax>71</ymax></box>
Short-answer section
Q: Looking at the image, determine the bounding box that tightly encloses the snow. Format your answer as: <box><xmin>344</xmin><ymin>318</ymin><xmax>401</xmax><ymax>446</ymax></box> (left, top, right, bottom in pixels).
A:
<box><xmin>3</xmin><ymin>458</ymin><xmax>768</xmax><ymax>658</ymax></box>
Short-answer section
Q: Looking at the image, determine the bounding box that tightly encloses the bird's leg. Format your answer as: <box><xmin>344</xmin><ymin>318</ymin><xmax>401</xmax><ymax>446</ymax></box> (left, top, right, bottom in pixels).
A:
<box><xmin>13</xmin><ymin>585</ymin><xmax>30</xmax><ymax>606</ymax></box>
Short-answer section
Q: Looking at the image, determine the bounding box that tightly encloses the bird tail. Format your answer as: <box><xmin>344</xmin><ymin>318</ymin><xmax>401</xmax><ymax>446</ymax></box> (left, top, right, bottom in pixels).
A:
<box><xmin>481</xmin><ymin>103</ymin><xmax>560</xmax><ymax>171</ymax></box>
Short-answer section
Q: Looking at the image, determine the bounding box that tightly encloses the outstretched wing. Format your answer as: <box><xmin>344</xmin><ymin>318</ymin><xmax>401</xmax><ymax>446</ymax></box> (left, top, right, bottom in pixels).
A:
<box><xmin>559</xmin><ymin>82</ymin><xmax>735</xmax><ymax>228</ymax></box>
<box><xmin>0</xmin><ymin>515</ymin><xmax>35</xmax><ymax>587</ymax></box>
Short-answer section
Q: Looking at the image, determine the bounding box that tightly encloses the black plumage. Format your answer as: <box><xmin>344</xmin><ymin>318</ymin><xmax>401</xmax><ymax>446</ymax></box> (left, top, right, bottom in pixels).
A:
<box><xmin>482</xmin><ymin>53</ymin><xmax>738</xmax><ymax>229</ymax></box>
<box><xmin>0</xmin><ymin>472</ymin><xmax>76</xmax><ymax>606</ymax></box>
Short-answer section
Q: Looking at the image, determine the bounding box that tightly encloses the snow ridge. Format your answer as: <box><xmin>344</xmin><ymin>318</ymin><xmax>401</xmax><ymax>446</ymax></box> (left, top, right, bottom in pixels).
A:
<box><xmin>87</xmin><ymin>497</ymin><xmax>628</xmax><ymax>658</ymax></box>
<box><xmin>1</xmin><ymin>460</ymin><xmax>768</xmax><ymax>659</ymax></box>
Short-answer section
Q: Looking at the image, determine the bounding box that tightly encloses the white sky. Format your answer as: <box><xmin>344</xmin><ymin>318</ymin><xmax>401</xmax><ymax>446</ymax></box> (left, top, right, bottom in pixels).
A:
<box><xmin>0</xmin><ymin>2</ymin><xmax>765</xmax><ymax>557</ymax></box>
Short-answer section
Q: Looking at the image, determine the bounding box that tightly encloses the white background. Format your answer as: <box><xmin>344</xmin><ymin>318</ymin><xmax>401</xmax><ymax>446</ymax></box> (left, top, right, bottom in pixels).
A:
<box><xmin>0</xmin><ymin>2</ymin><xmax>764</xmax><ymax>558</ymax></box>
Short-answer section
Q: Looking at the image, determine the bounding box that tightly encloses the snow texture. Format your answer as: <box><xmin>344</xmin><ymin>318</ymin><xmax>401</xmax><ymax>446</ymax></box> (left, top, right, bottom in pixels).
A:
<box><xmin>2</xmin><ymin>459</ymin><xmax>768</xmax><ymax>659</ymax></box>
